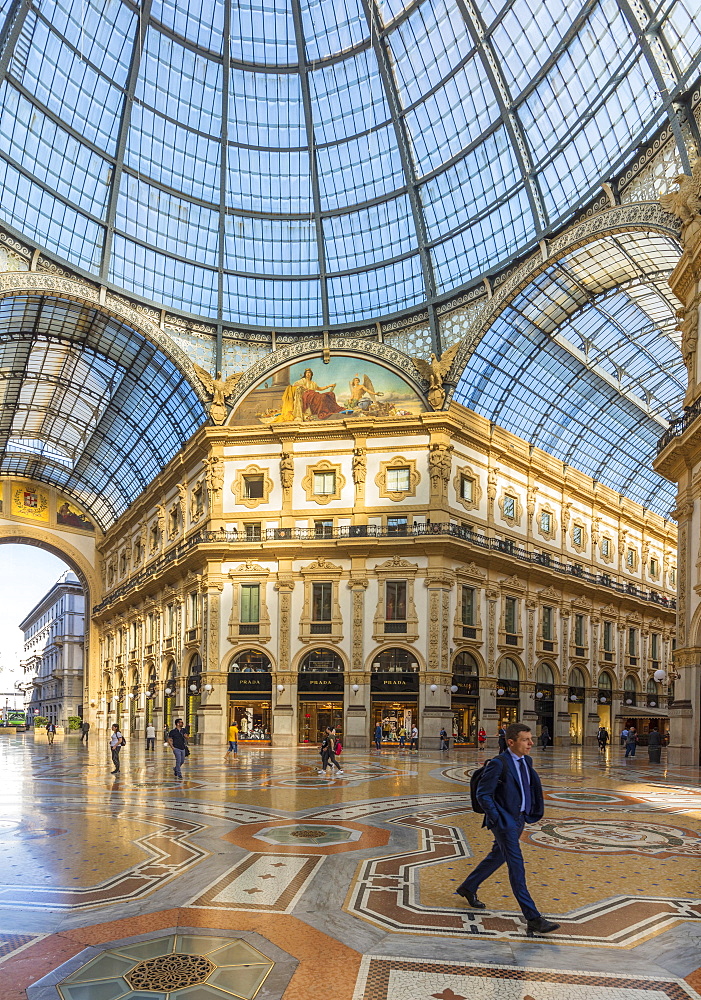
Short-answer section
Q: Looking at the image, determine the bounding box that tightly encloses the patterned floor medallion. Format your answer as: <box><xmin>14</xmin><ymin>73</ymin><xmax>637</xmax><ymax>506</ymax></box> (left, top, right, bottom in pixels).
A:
<box><xmin>57</xmin><ymin>934</ymin><xmax>273</xmax><ymax>1000</ymax></box>
<box><xmin>525</xmin><ymin>819</ymin><xmax>701</xmax><ymax>856</ymax></box>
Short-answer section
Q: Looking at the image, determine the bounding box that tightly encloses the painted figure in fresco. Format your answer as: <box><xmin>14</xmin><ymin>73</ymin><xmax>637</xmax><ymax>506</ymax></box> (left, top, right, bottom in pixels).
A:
<box><xmin>348</xmin><ymin>373</ymin><xmax>383</xmax><ymax>410</ymax></box>
<box><xmin>274</xmin><ymin>368</ymin><xmax>345</xmax><ymax>422</ymax></box>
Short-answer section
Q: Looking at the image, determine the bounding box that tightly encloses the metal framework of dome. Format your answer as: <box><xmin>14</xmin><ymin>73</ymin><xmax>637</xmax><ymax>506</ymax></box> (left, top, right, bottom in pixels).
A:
<box><xmin>0</xmin><ymin>0</ymin><xmax>699</xmax><ymax>332</ymax></box>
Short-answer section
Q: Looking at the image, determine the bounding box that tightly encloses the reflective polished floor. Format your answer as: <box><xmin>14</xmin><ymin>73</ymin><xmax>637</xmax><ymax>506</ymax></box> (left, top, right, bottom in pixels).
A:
<box><xmin>1</xmin><ymin>733</ymin><xmax>700</xmax><ymax>999</ymax></box>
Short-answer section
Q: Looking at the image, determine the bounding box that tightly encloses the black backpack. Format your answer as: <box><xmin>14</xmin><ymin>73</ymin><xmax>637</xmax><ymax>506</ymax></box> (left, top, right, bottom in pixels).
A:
<box><xmin>120</xmin><ymin>734</ymin><xmax>127</xmax><ymax>747</ymax></box>
<box><xmin>469</xmin><ymin>754</ymin><xmax>507</xmax><ymax>813</ymax></box>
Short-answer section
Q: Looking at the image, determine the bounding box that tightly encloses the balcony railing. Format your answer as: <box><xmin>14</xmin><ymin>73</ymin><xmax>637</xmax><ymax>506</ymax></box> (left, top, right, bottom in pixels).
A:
<box><xmin>658</xmin><ymin>397</ymin><xmax>701</xmax><ymax>453</ymax></box>
<box><xmin>94</xmin><ymin>522</ymin><xmax>676</xmax><ymax>613</ymax></box>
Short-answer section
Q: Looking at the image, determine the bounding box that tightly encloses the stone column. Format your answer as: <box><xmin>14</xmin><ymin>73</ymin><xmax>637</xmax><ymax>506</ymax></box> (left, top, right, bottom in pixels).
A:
<box><xmin>272</xmin><ymin>575</ymin><xmax>296</xmax><ymax>747</ymax></box>
<box><xmin>197</xmin><ymin>580</ymin><xmax>225</xmax><ymax>748</ymax></box>
<box><xmin>346</xmin><ymin>574</ymin><xmax>369</xmax><ymax>748</ymax></box>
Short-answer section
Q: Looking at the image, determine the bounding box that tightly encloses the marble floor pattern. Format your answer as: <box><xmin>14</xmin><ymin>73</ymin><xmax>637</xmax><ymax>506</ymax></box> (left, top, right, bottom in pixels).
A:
<box><xmin>1</xmin><ymin>735</ymin><xmax>700</xmax><ymax>1000</ymax></box>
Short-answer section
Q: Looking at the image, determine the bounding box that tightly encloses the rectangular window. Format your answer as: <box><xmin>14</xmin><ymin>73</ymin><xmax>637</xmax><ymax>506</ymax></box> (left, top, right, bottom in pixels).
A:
<box><xmin>387</xmin><ymin>466</ymin><xmax>410</xmax><ymax>492</ymax></box>
<box><xmin>603</xmin><ymin>620</ymin><xmax>613</xmax><ymax>652</ymax></box>
<box><xmin>542</xmin><ymin>606</ymin><xmax>553</xmax><ymax>641</ymax></box>
<box><xmin>386</xmin><ymin>580</ymin><xmax>407</xmax><ymax>621</ymax></box>
<box><xmin>651</xmin><ymin>633</ymin><xmax>660</xmax><ymax>659</ymax></box>
<box><xmin>670</xmin><ymin>567</ymin><xmax>676</xmax><ymax>586</ymax></box>
<box><xmin>649</xmin><ymin>557</ymin><xmax>658</xmax><ymax>576</ymax></box>
<box><xmin>628</xmin><ymin>627</ymin><xmax>637</xmax><ymax>656</ymax></box>
<box><xmin>574</xmin><ymin>614</ymin><xmax>584</xmax><ymax>646</ymax></box>
<box><xmin>504</xmin><ymin>596</ymin><xmax>517</xmax><ymax>634</ymax></box>
<box><xmin>244</xmin><ymin>475</ymin><xmax>264</xmax><ymax>499</ymax></box>
<box><xmin>167</xmin><ymin>603</ymin><xmax>176</xmax><ymax>636</ymax></box>
<box><xmin>626</xmin><ymin>548</ymin><xmax>635</xmax><ymax>568</ymax></box>
<box><xmin>188</xmin><ymin>591</ymin><xmax>199</xmax><ymax>627</ymax></box>
<box><xmin>244</xmin><ymin>522</ymin><xmax>261</xmax><ymax>540</ymax></box>
<box><xmin>240</xmin><ymin>584</ymin><xmax>260</xmax><ymax>624</ymax></box>
<box><xmin>314</xmin><ymin>470</ymin><xmax>336</xmax><ymax>495</ymax></box>
<box><xmin>460</xmin><ymin>475</ymin><xmax>474</xmax><ymax>502</ymax></box>
<box><xmin>503</xmin><ymin>495</ymin><xmax>516</xmax><ymax>518</ymax></box>
<box><xmin>540</xmin><ymin>511</ymin><xmax>551</xmax><ymax>533</ymax></box>
<box><xmin>601</xmin><ymin>537</ymin><xmax>610</xmax><ymax>557</ymax></box>
<box><xmin>461</xmin><ymin>586</ymin><xmax>475</xmax><ymax>626</ymax></box>
<box><xmin>314</xmin><ymin>519</ymin><xmax>333</xmax><ymax>538</ymax></box>
<box><xmin>387</xmin><ymin>516</ymin><xmax>408</xmax><ymax>534</ymax></box>
<box><xmin>312</xmin><ymin>582</ymin><xmax>332</xmax><ymax>621</ymax></box>
<box><xmin>573</xmin><ymin>525</ymin><xmax>583</xmax><ymax>547</ymax></box>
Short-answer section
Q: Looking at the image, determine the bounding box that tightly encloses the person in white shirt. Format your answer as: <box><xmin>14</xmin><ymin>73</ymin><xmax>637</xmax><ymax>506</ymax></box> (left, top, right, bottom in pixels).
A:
<box><xmin>145</xmin><ymin>723</ymin><xmax>156</xmax><ymax>751</ymax></box>
<box><xmin>410</xmin><ymin>725</ymin><xmax>419</xmax><ymax>750</ymax></box>
<box><xmin>110</xmin><ymin>723</ymin><xmax>124</xmax><ymax>773</ymax></box>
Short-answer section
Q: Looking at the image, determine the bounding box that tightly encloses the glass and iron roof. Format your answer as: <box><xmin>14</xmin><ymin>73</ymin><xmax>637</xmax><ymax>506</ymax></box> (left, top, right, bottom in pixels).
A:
<box><xmin>0</xmin><ymin>0</ymin><xmax>700</xmax><ymax>329</ymax></box>
<box><xmin>0</xmin><ymin>296</ymin><xmax>207</xmax><ymax>529</ymax></box>
<box><xmin>454</xmin><ymin>231</ymin><xmax>684</xmax><ymax>515</ymax></box>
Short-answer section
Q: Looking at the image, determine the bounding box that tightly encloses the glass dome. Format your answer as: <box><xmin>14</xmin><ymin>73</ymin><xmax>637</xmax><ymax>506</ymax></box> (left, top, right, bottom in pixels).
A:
<box><xmin>0</xmin><ymin>0</ymin><xmax>699</xmax><ymax>330</ymax></box>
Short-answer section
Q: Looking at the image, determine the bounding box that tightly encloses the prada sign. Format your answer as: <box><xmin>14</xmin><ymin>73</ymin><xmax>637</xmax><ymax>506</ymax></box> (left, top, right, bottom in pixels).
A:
<box><xmin>228</xmin><ymin>673</ymin><xmax>272</xmax><ymax>693</ymax></box>
<box><xmin>298</xmin><ymin>672</ymin><xmax>344</xmax><ymax>693</ymax></box>
<box><xmin>371</xmin><ymin>672</ymin><xmax>419</xmax><ymax>693</ymax></box>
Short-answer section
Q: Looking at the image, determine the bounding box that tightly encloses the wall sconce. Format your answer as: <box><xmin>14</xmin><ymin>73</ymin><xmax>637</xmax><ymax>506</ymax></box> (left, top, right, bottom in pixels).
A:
<box><xmin>599</xmin><ymin>696</ymin><xmax>607</xmax><ymax>703</ymax></box>
<box><xmin>204</xmin><ymin>683</ymin><xmax>213</xmax><ymax>693</ymax></box>
<box><xmin>535</xmin><ymin>691</ymin><xmax>543</xmax><ymax>699</ymax></box>
<box><xmin>450</xmin><ymin>684</ymin><xmax>458</xmax><ymax>694</ymax></box>
<box><xmin>128</xmin><ymin>692</ymin><xmax>135</xmax><ymax>699</ymax></box>
<box><xmin>649</xmin><ymin>700</ymin><xmax>657</xmax><ymax>707</ymax></box>
<box><xmin>496</xmin><ymin>687</ymin><xmax>505</xmax><ymax>697</ymax></box>
<box><xmin>653</xmin><ymin>668</ymin><xmax>666</xmax><ymax>683</ymax></box>
<box><xmin>277</xmin><ymin>683</ymin><xmax>285</xmax><ymax>693</ymax></box>
<box><xmin>625</xmin><ymin>698</ymin><xmax>633</xmax><ymax>705</ymax></box>
<box><xmin>189</xmin><ymin>683</ymin><xmax>198</xmax><ymax>692</ymax></box>
<box><xmin>570</xmin><ymin>694</ymin><xmax>578</xmax><ymax>702</ymax></box>
<box><xmin>352</xmin><ymin>684</ymin><xmax>359</xmax><ymax>693</ymax></box>
<box><xmin>430</xmin><ymin>684</ymin><xmax>437</xmax><ymax>693</ymax></box>
<box><xmin>165</xmin><ymin>687</ymin><xmax>172</xmax><ymax>696</ymax></box>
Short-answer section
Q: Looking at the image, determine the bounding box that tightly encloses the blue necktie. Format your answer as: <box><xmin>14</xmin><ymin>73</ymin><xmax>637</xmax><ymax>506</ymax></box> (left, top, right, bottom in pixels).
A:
<box><xmin>518</xmin><ymin>756</ymin><xmax>532</xmax><ymax>814</ymax></box>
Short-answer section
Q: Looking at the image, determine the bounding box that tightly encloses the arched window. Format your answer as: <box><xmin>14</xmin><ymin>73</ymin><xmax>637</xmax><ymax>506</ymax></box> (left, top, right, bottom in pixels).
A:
<box><xmin>624</xmin><ymin>674</ymin><xmax>638</xmax><ymax>692</ymax></box>
<box><xmin>569</xmin><ymin>667</ymin><xmax>586</xmax><ymax>688</ymax></box>
<box><xmin>598</xmin><ymin>671</ymin><xmax>613</xmax><ymax>690</ymax></box>
<box><xmin>646</xmin><ymin>678</ymin><xmax>657</xmax><ymax>694</ymax></box>
<box><xmin>498</xmin><ymin>657</ymin><xmax>519</xmax><ymax>681</ymax></box>
<box><xmin>299</xmin><ymin>648</ymin><xmax>343</xmax><ymax>672</ymax></box>
<box><xmin>230</xmin><ymin>650</ymin><xmax>272</xmax><ymax>672</ymax></box>
<box><xmin>453</xmin><ymin>651</ymin><xmax>478</xmax><ymax>674</ymax></box>
<box><xmin>536</xmin><ymin>662</ymin><xmax>554</xmax><ymax>685</ymax></box>
<box><xmin>371</xmin><ymin>648</ymin><xmax>418</xmax><ymax>672</ymax></box>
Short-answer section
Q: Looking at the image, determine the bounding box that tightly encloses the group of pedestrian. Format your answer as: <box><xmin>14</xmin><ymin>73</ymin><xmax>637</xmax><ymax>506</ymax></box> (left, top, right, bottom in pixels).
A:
<box><xmin>621</xmin><ymin>725</ymin><xmax>638</xmax><ymax>757</ymax></box>
<box><xmin>374</xmin><ymin>722</ymin><xmax>419</xmax><ymax>750</ymax></box>
<box><xmin>319</xmin><ymin>727</ymin><xmax>343</xmax><ymax>774</ymax></box>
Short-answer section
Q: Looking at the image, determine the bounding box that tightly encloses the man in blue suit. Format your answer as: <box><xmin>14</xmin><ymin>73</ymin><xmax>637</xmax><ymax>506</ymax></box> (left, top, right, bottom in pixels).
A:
<box><xmin>455</xmin><ymin>722</ymin><xmax>560</xmax><ymax>936</ymax></box>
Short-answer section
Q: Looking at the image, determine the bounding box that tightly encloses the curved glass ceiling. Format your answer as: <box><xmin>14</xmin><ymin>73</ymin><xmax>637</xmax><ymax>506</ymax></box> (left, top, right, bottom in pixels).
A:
<box><xmin>0</xmin><ymin>0</ymin><xmax>699</xmax><ymax>329</ymax></box>
<box><xmin>454</xmin><ymin>232</ymin><xmax>683</xmax><ymax>515</ymax></box>
<box><xmin>0</xmin><ymin>296</ymin><xmax>207</xmax><ymax>528</ymax></box>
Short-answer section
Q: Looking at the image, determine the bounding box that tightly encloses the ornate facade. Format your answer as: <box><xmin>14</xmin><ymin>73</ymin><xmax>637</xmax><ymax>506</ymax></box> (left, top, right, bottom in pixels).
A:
<box><xmin>655</xmin><ymin>158</ymin><xmax>701</xmax><ymax>765</ymax></box>
<box><xmin>92</xmin><ymin>358</ymin><xmax>677</xmax><ymax>749</ymax></box>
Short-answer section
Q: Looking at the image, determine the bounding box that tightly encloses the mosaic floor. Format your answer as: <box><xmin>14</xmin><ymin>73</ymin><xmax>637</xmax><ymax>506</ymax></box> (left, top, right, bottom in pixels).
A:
<box><xmin>1</xmin><ymin>735</ymin><xmax>700</xmax><ymax>1000</ymax></box>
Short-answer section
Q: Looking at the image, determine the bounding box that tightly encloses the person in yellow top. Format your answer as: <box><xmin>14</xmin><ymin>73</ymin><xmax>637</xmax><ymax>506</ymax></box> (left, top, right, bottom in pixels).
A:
<box><xmin>227</xmin><ymin>722</ymin><xmax>239</xmax><ymax>754</ymax></box>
